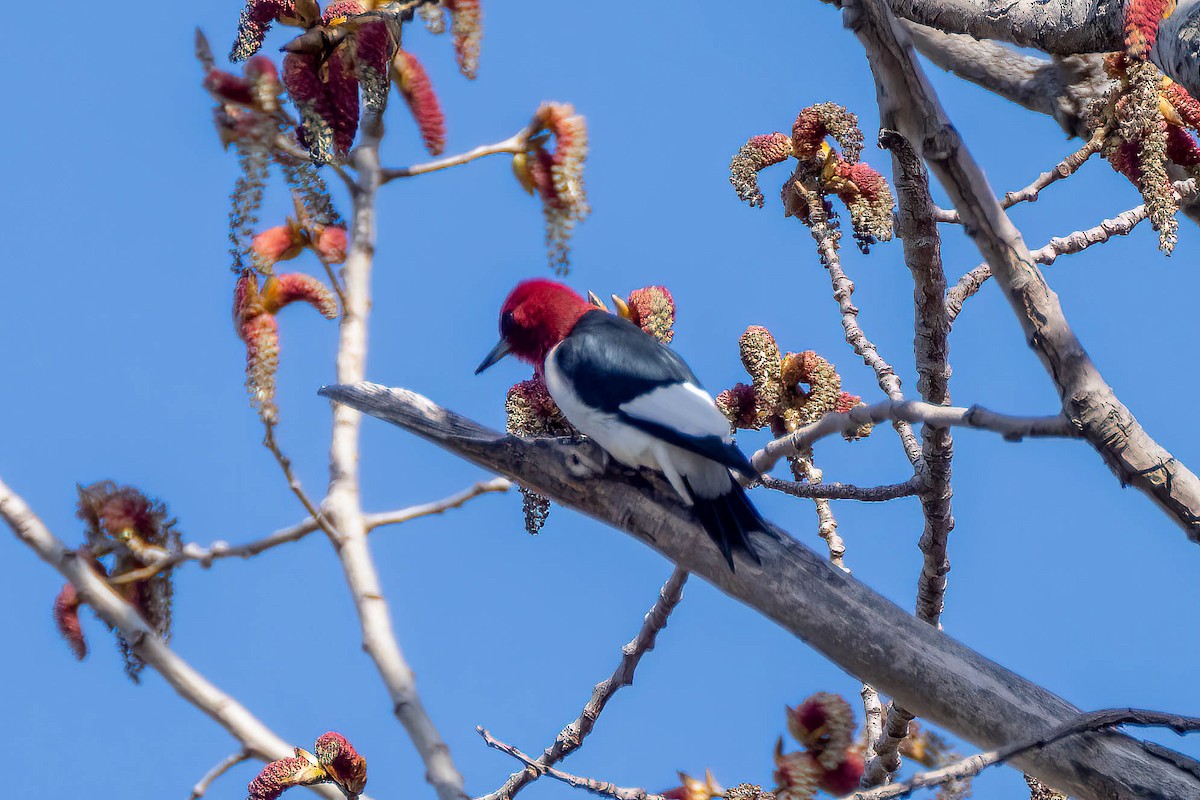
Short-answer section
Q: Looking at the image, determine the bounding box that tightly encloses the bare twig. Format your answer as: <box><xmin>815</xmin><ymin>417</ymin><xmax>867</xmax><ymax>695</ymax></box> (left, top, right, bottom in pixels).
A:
<box><xmin>934</xmin><ymin>134</ymin><xmax>1103</xmax><ymax>224</ymax></box>
<box><xmin>753</xmin><ymin>400</ymin><xmax>1076</xmax><ymax>475</ymax></box>
<box><xmin>946</xmin><ymin>178</ymin><xmax>1200</xmax><ymax>323</ymax></box>
<box><xmin>367</xmin><ymin>478</ymin><xmax>511</xmax><ymax>531</ymax></box>
<box><xmin>861</xmin><ymin>685</ymin><xmax>886</xmax><ymax>776</ymax></box>
<box><xmin>106</xmin><ymin>479</ymin><xmax>511</xmax><ymax>586</ymax></box>
<box><xmin>477</xmin><ymin>567</ymin><xmax>687</xmax><ymax>800</ymax></box>
<box><xmin>0</xmin><ymin>478</ymin><xmax>347</xmax><ymax>800</ymax></box>
<box><xmin>478</xmin><ymin>729</ymin><xmax>666</xmax><ymax>800</ymax></box>
<box><xmin>760</xmin><ymin>475</ymin><xmax>919</xmax><ymax>502</ymax></box>
<box><xmin>381</xmin><ymin>133</ymin><xmax>526</xmax><ymax>184</ymax></box>
<box><xmin>189</xmin><ymin>750</ymin><xmax>251</xmax><ymax>800</ymax></box>
<box><xmin>790</xmin><ymin>456</ymin><xmax>848</xmax><ymax>571</ymax></box>
<box><xmin>323</xmin><ymin>110</ymin><xmax>468</xmax><ymax>800</ymax></box>
<box><xmin>803</xmin><ymin>196</ymin><xmax>924</xmax><ymax>467</ymax></box>
<box><xmin>845</xmin><ymin>707</ymin><xmax>1200</xmax><ymax>800</ymax></box>
<box><xmin>263</xmin><ymin>421</ymin><xmax>339</xmax><ymax>540</ymax></box>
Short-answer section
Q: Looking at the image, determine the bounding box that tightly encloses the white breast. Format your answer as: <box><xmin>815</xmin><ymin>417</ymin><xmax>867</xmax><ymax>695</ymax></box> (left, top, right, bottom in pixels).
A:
<box><xmin>544</xmin><ymin>346</ymin><xmax>734</xmax><ymax>504</ymax></box>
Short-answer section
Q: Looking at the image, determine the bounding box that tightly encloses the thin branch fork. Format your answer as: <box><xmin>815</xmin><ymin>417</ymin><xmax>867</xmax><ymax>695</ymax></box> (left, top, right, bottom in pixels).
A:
<box><xmin>945</xmin><ymin>177</ymin><xmax>1200</xmax><ymax>323</ymax></box>
<box><xmin>105</xmin><ymin>478</ymin><xmax>511</xmax><ymax>586</ymax></box>
<box><xmin>189</xmin><ymin>750</ymin><xmax>251</xmax><ymax>800</ymax></box>
<box><xmin>476</xmin><ymin>568</ymin><xmax>688</xmax><ymax>800</ymax></box>
<box><xmin>319</xmin><ymin>382</ymin><xmax>1200</xmax><ymax>800</ymax></box>
<box><xmin>752</xmin><ymin>400</ymin><xmax>1075</xmax><ymax>475</ymax></box>
<box><xmin>479</xmin><ymin>729</ymin><xmax>665</xmax><ymax>800</ymax></box>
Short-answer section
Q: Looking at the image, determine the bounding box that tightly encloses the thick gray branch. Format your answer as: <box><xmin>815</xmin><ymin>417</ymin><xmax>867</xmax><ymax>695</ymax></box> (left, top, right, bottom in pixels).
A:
<box><xmin>846</xmin><ymin>0</ymin><xmax>1200</xmax><ymax>542</ymax></box>
<box><xmin>319</xmin><ymin>382</ymin><xmax>1200</xmax><ymax>800</ymax></box>
<box><xmin>885</xmin><ymin>0</ymin><xmax>1200</xmax><ymax>101</ymax></box>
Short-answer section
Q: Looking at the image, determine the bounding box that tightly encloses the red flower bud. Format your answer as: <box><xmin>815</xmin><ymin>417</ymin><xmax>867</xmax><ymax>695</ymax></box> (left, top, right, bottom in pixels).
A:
<box><xmin>252</xmin><ymin>225</ymin><xmax>306</xmax><ymax>270</ymax></box>
<box><xmin>247</xmin><ymin>755</ymin><xmax>327</xmax><ymax>800</ymax></box>
<box><xmin>315</xmin><ymin>226</ymin><xmax>348</xmax><ymax>263</ymax></box>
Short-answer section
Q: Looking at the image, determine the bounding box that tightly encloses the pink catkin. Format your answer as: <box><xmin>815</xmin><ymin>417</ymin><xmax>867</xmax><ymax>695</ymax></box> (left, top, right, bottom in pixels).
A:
<box><xmin>1165</xmin><ymin>82</ymin><xmax>1200</xmax><ymax>131</ymax></box>
<box><xmin>326</xmin><ymin>48</ymin><xmax>361</xmax><ymax>157</ymax></box>
<box><xmin>265</xmin><ymin>274</ymin><xmax>339</xmax><ymax>318</ymax></box>
<box><xmin>53</xmin><ymin>583</ymin><xmax>87</xmax><ymax>660</ymax></box>
<box><xmin>247</xmin><ymin>756</ymin><xmax>320</xmax><ymax>800</ymax></box>
<box><xmin>394</xmin><ymin>50</ymin><xmax>446</xmax><ymax>155</ymax></box>
<box><xmin>1166</xmin><ymin>125</ymin><xmax>1200</xmax><ymax>166</ymax></box>
<box><xmin>315</xmin><ymin>227</ymin><xmax>348</xmax><ymax>263</ymax></box>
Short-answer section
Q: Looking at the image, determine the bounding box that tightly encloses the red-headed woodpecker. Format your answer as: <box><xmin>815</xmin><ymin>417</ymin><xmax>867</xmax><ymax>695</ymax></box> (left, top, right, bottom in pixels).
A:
<box><xmin>476</xmin><ymin>278</ymin><xmax>773</xmax><ymax>570</ymax></box>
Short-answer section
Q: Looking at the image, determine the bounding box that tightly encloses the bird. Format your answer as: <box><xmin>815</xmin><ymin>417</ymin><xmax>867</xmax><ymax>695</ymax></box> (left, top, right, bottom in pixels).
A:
<box><xmin>475</xmin><ymin>277</ymin><xmax>773</xmax><ymax>570</ymax></box>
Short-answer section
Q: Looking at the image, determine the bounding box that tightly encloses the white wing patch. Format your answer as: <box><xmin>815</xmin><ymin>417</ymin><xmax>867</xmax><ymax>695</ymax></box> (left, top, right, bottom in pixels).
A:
<box><xmin>544</xmin><ymin>353</ymin><xmax>733</xmax><ymax>504</ymax></box>
<box><xmin>618</xmin><ymin>382</ymin><xmax>732</xmax><ymax>441</ymax></box>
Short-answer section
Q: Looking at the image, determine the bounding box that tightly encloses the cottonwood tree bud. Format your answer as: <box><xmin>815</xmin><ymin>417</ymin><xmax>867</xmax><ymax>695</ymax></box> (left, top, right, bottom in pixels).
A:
<box><xmin>514</xmin><ymin>102</ymin><xmax>590</xmax><ymax>274</ymax></box>
<box><xmin>445</xmin><ymin>0</ymin><xmax>483</xmax><ymax>79</ymax></box>
<box><xmin>392</xmin><ymin>50</ymin><xmax>447</xmax><ymax>156</ymax></box>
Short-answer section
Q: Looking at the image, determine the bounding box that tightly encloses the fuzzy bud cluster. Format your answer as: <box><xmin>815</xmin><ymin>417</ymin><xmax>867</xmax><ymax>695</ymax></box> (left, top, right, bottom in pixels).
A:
<box><xmin>64</xmin><ymin>483</ymin><xmax>182</xmax><ymax>681</ymax></box>
<box><xmin>1089</xmin><ymin>53</ymin><xmax>1200</xmax><ymax>253</ymax></box>
<box><xmin>235</xmin><ymin>270</ymin><xmax>338</xmax><ymax>423</ymax></box>
<box><xmin>251</xmin><ymin>201</ymin><xmax>348</xmax><ymax>273</ymax></box>
<box><xmin>716</xmin><ymin>327</ymin><xmax>870</xmax><ymax>443</ymax></box>
<box><xmin>513</xmin><ymin>102</ymin><xmax>591</xmax><ymax>274</ymax></box>
<box><xmin>248</xmin><ymin>732</ymin><xmax>367</xmax><ymax>800</ymax></box>
<box><xmin>776</xmin><ymin>692</ymin><xmax>865</xmax><ymax>799</ymax></box>
<box><xmin>731</xmin><ymin>103</ymin><xmax>894</xmax><ymax>251</ymax></box>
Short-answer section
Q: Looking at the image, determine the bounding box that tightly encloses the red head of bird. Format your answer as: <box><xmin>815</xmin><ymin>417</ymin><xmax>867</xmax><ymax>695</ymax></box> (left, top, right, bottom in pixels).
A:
<box><xmin>476</xmin><ymin>278</ymin><xmax>595</xmax><ymax>373</ymax></box>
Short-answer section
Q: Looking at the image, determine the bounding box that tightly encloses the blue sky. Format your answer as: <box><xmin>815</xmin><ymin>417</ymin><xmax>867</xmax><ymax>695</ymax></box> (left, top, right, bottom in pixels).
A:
<box><xmin>4</xmin><ymin>2</ymin><xmax>1199</xmax><ymax>799</ymax></box>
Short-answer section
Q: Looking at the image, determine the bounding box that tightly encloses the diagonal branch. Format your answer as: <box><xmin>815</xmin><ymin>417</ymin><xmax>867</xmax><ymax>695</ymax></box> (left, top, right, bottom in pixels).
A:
<box><xmin>0</xmin><ymin>477</ymin><xmax>347</xmax><ymax>800</ymax></box>
<box><xmin>760</xmin><ymin>475</ymin><xmax>919</xmax><ymax>502</ymax></box>
<box><xmin>476</xmin><ymin>567</ymin><xmax>688</xmax><ymax>800</ymax></box>
<box><xmin>318</xmin><ymin>382</ymin><xmax>1200</xmax><ymax>800</ymax></box>
<box><xmin>844</xmin><ymin>0</ymin><xmax>1200</xmax><ymax>543</ymax></box>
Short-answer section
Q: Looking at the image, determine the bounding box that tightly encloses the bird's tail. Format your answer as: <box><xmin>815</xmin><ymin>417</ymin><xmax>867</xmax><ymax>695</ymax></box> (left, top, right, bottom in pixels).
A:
<box><xmin>690</xmin><ymin>479</ymin><xmax>776</xmax><ymax>572</ymax></box>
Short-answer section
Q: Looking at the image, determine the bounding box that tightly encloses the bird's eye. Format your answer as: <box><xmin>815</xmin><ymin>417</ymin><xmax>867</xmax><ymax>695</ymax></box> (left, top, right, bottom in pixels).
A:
<box><xmin>500</xmin><ymin>310</ymin><xmax>515</xmax><ymax>335</ymax></box>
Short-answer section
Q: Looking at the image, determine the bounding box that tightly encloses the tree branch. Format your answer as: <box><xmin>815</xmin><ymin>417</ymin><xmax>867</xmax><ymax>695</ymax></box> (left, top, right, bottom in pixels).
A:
<box><xmin>0</xmin><ymin>478</ymin><xmax>347</xmax><ymax>800</ymax></box>
<box><xmin>105</xmin><ymin>478</ymin><xmax>511</xmax><ymax>586</ymax></box>
<box><xmin>805</xmin><ymin>200</ymin><xmax>924</xmax><ymax>467</ymax></box>
<box><xmin>846</xmin><ymin>708</ymin><xmax>1200</xmax><ymax>800</ymax></box>
<box><xmin>844</xmin><ymin>0</ymin><xmax>1200</xmax><ymax>543</ymax></box>
<box><xmin>323</xmin><ymin>111</ymin><xmax>467</xmax><ymax>800</ymax></box>
<box><xmin>318</xmin><ymin>382</ymin><xmax>1200</xmax><ymax>800</ymax></box>
<box><xmin>476</xmin><ymin>567</ymin><xmax>688</xmax><ymax>800</ymax></box>
<box><xmin>381</xmin><ymin>133</ymin><xmax>526</xmax><ymax>184</ymax></box>
<box><xmin>945</xmin><ymin>178</ymin><xmax>1200</xmax><ymax>323</ymax></box>
<box><xmin>752</xmin><ymin>400</ymin><xmax>1075</xmax><ymax>475</ymax></box>
<box><xmin>189</xmin><ymin>750</ymin><xmax>251</xmax><ymax>800</ymax></box>
<box><xmin>478</xmin><ymin>729</ymin><xmax>665</xmax><ymax>800</ymax></box>
<box><xmin>759</xmin><ymin>475</ymin><xmax>919</xmax><ymax>502</ymax></box>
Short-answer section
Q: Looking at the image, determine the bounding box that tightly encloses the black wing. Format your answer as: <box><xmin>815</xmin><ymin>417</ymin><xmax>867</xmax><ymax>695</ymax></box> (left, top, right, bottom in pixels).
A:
<box><xmin>554</xmin><ymin>312</ymin><xmax>757</xmax><ymax>477</ymax></box>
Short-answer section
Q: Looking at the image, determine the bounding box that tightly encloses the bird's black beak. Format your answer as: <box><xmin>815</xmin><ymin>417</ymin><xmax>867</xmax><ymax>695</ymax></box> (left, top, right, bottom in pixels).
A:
<box><xmin>475</xmin><ymin>339</ymin><xmax>513</xmax><ymax>374</ymax></box>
